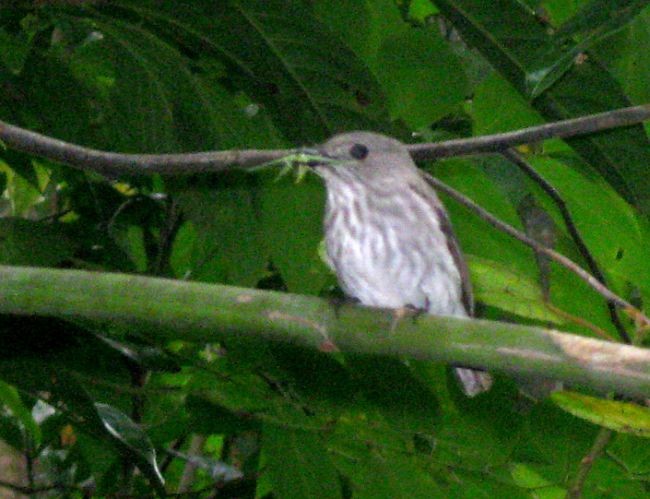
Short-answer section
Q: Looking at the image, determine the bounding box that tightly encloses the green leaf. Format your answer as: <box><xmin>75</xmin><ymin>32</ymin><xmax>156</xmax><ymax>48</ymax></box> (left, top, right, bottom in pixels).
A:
<box><xmin>119</xmin><ymin>0</ymin><xmax>388</xmax><ymax>143</ymax></box>
<box><xmin>173</xmin><ymin>183</ymin><xmax>269</xmax><ymax>286</ymax></box>
<box><xmin>95</xmin><ymin>403</ymin><xmax>165</xmax><ymax>492</ymax></box>
<box><xmin>509</xmin><ymin>463</ymin><xmax>565</xmax><ymax>498</ymax></box>
<box><xmin>262</xmin><ymin>425</ymin><xmax>342</xmax><ymax>499</ymax></box>
<box><xmin>0</xmin><ymin>27</ymin><xmax>34</xmax><ymax>75</ymax></box>
<box><xmin>0</xmin><ymin>380</ymin><xmax>41</xmax><ymax>446</ymax></box>
<box><xmin>526</xmin><ymin>0</ymin><xmax>649</xmax><ymax>97</ymax></box>
<box><xmin>594</xmin><ymin>5</ymin><xmax>650</xmax><ymax>105</ymax></box>
<box><xmin>0</xmin><ymin>219</ymin><xmax>75</xmax><ymax>267</ymax></box>
<box><xmin>432</xmin><ymin>0</ymin><xmax>650</xmax><ymax>213</ymax></box>
<box><xmin>374</xmin><ymin>28</ymin><xmax>469</xmax><ymax>128</ymax></box>
<box><xmin>259</xmin><ymin>175</ymin><xmax>330</xmax><ymax>294</ymax></box>
<box><xmin>551</xmin><ymin>391</ymin><xmax>650</xmax><ymax>437</ymax></box>
<box><xmin>468</xmin><ymin>255</ymin><xmax>564</xmax><ymax>323</ymax></box>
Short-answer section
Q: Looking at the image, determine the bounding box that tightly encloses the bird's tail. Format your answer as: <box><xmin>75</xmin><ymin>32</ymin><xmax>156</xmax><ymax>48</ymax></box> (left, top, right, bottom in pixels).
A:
<box><xmin>454</xmin><ymin>367</ymin><xmax>493</xmax><ymax>397</ymax></box>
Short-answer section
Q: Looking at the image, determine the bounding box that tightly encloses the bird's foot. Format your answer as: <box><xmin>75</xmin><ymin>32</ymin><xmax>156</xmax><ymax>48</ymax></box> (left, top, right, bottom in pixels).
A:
<box><xmin>390</xmin><ymin>304</ymin><xmax>426</xmax><ymax>333</ymax></box>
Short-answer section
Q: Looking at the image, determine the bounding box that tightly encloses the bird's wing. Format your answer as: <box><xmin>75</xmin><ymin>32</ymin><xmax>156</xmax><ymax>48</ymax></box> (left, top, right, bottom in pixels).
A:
<box><xmin>408</xmin><ymin>182</ymin><xmax>474</xmax><ymax>317</ymax></box>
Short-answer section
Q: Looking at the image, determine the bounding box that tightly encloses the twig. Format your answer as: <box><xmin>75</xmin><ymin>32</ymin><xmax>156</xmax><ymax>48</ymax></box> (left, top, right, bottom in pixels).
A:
<box><xmin>409</xmin><ymin>105</ymin><xmax>650</xmax><ymax>160</ymax></box>
<box><xmin>177</xmin><ymin>435</ymin><xmax>207</xmax><ymax>494</ymax></box>
<box><xmin>567</xmin><ymin>427</ymin><xmax>612</xmax><ymax>498</ymax></box>
<box><xmin>421</xmin><ymin>171</ymin><xmax>650</xmax><ymax>327</ymax></box>
<box><xmin>0</xmin><ymin>119</ymin><xmax>292</xmax><ymax>176</ymax></box>
<box><xmin>502</xmin><ymin>149</ymin><xmax>631</xmax><ymax>343</ymax></box>
<box><xmin>1</xmin><ymin>105</ymin><xmax>648</xmax><ymax>176</ymax></box>
<box><xmin>544</xmin><ymin>302</ymin><xmax>615</xmax><ymax>342</ymax></box>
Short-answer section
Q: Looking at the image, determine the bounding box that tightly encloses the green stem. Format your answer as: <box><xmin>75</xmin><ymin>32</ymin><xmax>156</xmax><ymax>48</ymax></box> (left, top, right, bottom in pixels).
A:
<box><xmin>1</xmin><ymin>265</ymin><xmax>650</xmax><ymax>398</ymax></box>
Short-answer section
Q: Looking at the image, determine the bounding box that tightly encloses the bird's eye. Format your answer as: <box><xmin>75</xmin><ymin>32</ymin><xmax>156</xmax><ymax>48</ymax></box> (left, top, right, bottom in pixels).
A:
<box><xmin>349</xmin><ymin>143</ymin><xmax>369</xmax><ymax>160</ymax></box>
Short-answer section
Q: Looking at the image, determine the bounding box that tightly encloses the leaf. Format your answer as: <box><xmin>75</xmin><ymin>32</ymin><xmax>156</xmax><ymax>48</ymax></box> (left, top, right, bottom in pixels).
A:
<box><xmin>551</xmin><ymin>391</ymin><xmax>650</xmax><ymax>437</ymax></box>
<box><xmin>0</xmin><ymin>219</ymin><xmax>75</xmax><ymax>267</ymax></box>
<box><xmin>95</xmin><ymin>403</ymin><xmax>165</xmax><ymax>492</ymax></box>
<box><xmin>0</xmin><ymin>380</ymin><xmax>41</xmax><ymax>446</ymax></box>
<box><xmin>118</xmin><ymin>0</ymin><xmax>388</xmax><ymax>143</ymax></box>
<box><xmin>525</xmin><ymin>0</ymin><xmax>649</xmax><ymax>97</ymax></box>
<box><xmin>262</xmin><ymin>425</ymin><xmax>342</xmax><ymax>499</ymax></box>
<box><xmin>259</xmin><ymin>175</ymin><xmax>331</xmax><ymax>294</ymax></box>
<box><xmin>467</xmin><ymin>255</ymin><xmax>564</xmax><ymax>323</ymax></box>
<box><xmin>594</xmin><ymin>5</ymin><xmax>650</xmax><ymax>105</ymax></box>
<box><xmin>173</xmin><ymin>183</ymin><xmax>269</xmax><ymax>286</ymax></box>
<box><xmin>509</xmin><ymin>463</ymin><xmax>565</xmax><ymax>498</ymax></box>
<box><xmin>432</xmin><ymin>0</ymin><xmax>650</xmax><ymax>213</ymax></box>
<box><xmin>374</xmin><ymin>27</ymin><xmax>469</xmax><ymax>127</ymax></box>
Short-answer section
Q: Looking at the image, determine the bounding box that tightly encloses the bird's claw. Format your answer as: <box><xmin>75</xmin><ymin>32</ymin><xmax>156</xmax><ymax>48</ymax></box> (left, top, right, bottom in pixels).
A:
<box><xmin>390</xmin><ymin>304</ymin><xmax>426</xmax><ymax>333</ymax></box>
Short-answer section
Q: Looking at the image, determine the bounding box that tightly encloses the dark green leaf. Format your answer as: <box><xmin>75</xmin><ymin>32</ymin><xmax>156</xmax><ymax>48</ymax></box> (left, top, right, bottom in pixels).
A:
<box><xmin>262</xmin><ymin>425</ymin><xmax>342</xmax><ymax>499</ymax></box>
<box><xmin>432</xmin><ymin>0</ymin><xmax>650</xmax><ymax>213</ymax></box>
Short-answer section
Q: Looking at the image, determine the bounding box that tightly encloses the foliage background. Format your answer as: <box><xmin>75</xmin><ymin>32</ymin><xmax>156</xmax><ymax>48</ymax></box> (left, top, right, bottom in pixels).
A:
<box><xmin>0</xmin><ymin>0</ymin><xmax>649</xmax><ymax>496</ymax></box>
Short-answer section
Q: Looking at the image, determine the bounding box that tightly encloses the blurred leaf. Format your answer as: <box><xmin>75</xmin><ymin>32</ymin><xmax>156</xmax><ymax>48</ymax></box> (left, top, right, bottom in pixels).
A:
<box><xmin>608</xmin><ymin>433</ymin><xmax>650</xmax><ymax>476</ymax></box>
<box><xmin>374</xmin><ymin>27</ymin><xmax>469</xmax><ymax>127</ymax></box>
<box><xmin>0</xmin><ymin>379</ymin><xmax>40</xmax><ymax>446</ymax></box>
<box><xmin>552</xmin><ymin>391</ymin><xmax>650</xmax><ymax>437</ymax></box>
<box><xmin>173</xmin><ymin>183</ymin><xmax>268</xmax><ymax>286</ymax></box>
<box><xmin>432</xmin><ymin>0</ymin><xmax>650</xmax><ymax>213</ymax></box>
<box><xmin>117</xmin><ymin>0</ymin><xmax>388</xmax><ymax>143</ymax></box>
<box><xmin>262</xmin><ymin>425</ymin><xmax>342</xmax><ymax>499</ymax></box>
<box><xmin>259</xmin><ymin>176</ymin><xmax>330</xmax><ymax>294</ymax></box>
<box><xmin>468</xmin><ymin>255</ymin><xmax>564</xmax><ymax>323</ymax></box>
<box><xmin>0</xmin><ymin>219</ymin><xmax>75</xmax><ymax>266</ymax></box>
<box><xmin>530</xmin><ymin>155</ymin><xmax>650</xmax><ymax>303</ymax></box>
<box><xmin>509</xmin><ymin>463</ymin><xmax>565</xmax><ymax>498</ymax></box>
<box><xmin>314</xmin><ymin>0</ymin><xmax>405</xmax><ymax>64</ymax></box>
<box><xmin>594</xmin><ymin>5</ymin><xmax>650</xmax><ymax>105</ymax></box>
<box><xmin>526</xmin><ymin>0</ymin><xmax>649</xmax><ymax>97</ymax></box>
<box><xmin>0</xmin><ymin>27</ymin><xmax>33</xmax><ymax>75</ymax></box>
<box><xmin>95</xmin><ymin>403</ymin><xmax>165</xmax><ymax>492</ymax></box>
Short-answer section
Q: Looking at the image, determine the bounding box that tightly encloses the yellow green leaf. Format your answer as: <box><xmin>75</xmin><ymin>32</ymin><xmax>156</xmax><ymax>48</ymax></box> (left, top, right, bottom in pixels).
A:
<box><xmin>551</xmin><ymin>391</ymin><xmax>650</xmax><ymax>437</ymax></box>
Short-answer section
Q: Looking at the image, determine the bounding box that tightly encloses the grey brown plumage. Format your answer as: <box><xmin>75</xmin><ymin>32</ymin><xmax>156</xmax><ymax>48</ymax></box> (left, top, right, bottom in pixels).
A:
<box><xmin>312</xmin><ymin>131</ymin><xmax>492</xmax><ymax>397</ymax></box>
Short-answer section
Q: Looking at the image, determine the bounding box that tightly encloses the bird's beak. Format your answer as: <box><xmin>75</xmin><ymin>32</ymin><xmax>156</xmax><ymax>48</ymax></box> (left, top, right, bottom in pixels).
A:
<box><xmin>295</xmin><ymin>147</ymin><xmax>334</xmax><ymax>168</ymax></box>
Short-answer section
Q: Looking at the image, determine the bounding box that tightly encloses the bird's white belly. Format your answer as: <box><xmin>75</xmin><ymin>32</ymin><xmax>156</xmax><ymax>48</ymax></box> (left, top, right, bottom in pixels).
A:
<box><xmin>326</xmin><ymin>218</ymin><xmax>462</xmax><ymax>314</ymax></box>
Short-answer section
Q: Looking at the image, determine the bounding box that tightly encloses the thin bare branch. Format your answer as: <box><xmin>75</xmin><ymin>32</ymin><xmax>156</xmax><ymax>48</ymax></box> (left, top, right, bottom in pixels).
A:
<box><xmin>1</xmin><ymin>105</ymin><xmax>648</xmax><ymax>176</ymax></box>
<box><xmin>0</xmin><ymin>120</ymin><xmax>292</xmax><ymax>177</ymax></box>
<box><xmin>421</xmin><ymin>171</ymin><xmax>650</xmax><ymax>328</ymax></box>
<box><xmin>409</xmin><ymin>104</ymin><xmax>650</xmax><ymax>160</ymax></box>
<box><xmin>567</xmin><ymin>427</ymin><xmax>613</xmax><ymax>499</ymax></box>
<box><xmin>502</xmin><ymin>149</ymin><xmax>631</xmax><ymax>343</ymax></box>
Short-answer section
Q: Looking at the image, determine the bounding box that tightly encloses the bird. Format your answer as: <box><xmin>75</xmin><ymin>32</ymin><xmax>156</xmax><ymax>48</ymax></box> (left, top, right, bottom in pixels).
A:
<box><xmin>309</xmin><ymin>131</ymin><xmax>492</xmax><ymax>397</ymax></box>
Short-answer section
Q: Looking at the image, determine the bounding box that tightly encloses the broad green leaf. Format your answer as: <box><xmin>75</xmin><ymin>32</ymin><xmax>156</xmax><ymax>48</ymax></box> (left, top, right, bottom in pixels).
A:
<box><xmin>432</xmin><ymin>0</ymin><xmax>650</xmax><ymax>213</ymax></box>
<box><xmin>530</xmin><ymin>156</ymin><xmax>650</xmax><ymax>301</ymax></box>
<box><xmin>313</xmin><ymin>0</ymin><xmax>406</xmax><ymax>64</ymax></box>
<box><xmin>117</xmin><ymin>0</ymin><xmax>388</xmax><ymax>143</ymax></box>
<box><xmin>468</xmin><ymin>255</ymin><xmax>564</xmax><ymax>323</ymax></box>
<box><xmin>552</xmin><ymin>391</ymin><xmax>650</xmax><ymax>437</ymax></box>
<box><xmin>595</xmin><ymin>5</ymin><xmax>650</xmax><ymax>105</ymax></box>
<box><xmin>173</xmin><ymin>184</ymin><xmax>269</xmax><ymax>287</ymax></box>
<box><xmin>374</xmin><ymin>28</ymin><xmax>469</xmax><ymax>128</ymax></box>
<box><xmin>0</xmin><ymin>219</ymin><xmax>75</xmax><ymax>267</ymax></box>
<box><xmin>473</xmin><ymin>73</ymin><xmax>545</xmax><ymax>136</ymax></box>
<box><xmin>315</xmin><ymin>1</ymin><xmax>465</xmax><ymax>128</ymax></box>
<box><xmin>526</xmin><ymin>0</ymin><xmax>649</xmax><ymax>97</ymax></box>
<box><xmin>510</xmin><ymin>463</ymin><xmax>565</xmax><ymax>498</ymax></box>
<box><xmin>608</xmin><ymin>433</ymin><xmax>650</xmax><ymax>476</ymax></box>
<box><xmin>262</xmin><ymin>425</ymin><xmax>342</xmax><ymax>499</ymax></box>
<box><xmin>259</xmin><ymin>176</ymin><xmax>330</xmax><ymax>294</ymax></box>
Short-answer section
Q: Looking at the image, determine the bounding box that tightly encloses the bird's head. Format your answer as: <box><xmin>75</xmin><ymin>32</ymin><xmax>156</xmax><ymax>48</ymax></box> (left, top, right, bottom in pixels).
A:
<box><xmin>303</xmin><ymin>131</ymin><xmax>418</xmax><ymax>185</ymax></box>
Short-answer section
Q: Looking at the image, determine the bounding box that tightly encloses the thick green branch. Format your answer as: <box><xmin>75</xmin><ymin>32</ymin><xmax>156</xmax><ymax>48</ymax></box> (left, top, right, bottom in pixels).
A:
<box><xmin>1</xmin><ymin>265</ymin><xmax>649</xmax><ymax>398</ymax></box>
